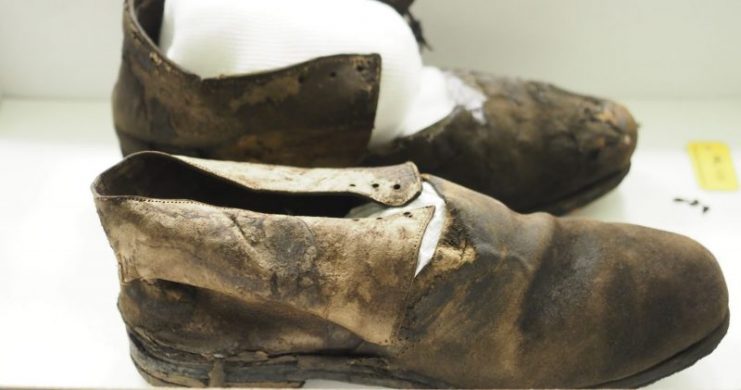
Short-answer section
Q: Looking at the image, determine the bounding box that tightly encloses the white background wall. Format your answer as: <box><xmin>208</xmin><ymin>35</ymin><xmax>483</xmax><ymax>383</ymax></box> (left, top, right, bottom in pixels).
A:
<box><xmin>1</xmin><ymin>0</ymin><xmax>740</xmax><ymax>99</ymax></box>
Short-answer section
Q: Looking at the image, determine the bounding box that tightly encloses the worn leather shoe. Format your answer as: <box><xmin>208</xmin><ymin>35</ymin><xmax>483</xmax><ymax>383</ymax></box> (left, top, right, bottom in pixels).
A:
<box><xmin>112</xmin><ymin>0</ymin><xmax>638</xmax><ymax>215</ymax></box>
<box><xmin>93</xmin><ymin>152</ymin><xmax>727</xmax><ymax>388</ymax></box>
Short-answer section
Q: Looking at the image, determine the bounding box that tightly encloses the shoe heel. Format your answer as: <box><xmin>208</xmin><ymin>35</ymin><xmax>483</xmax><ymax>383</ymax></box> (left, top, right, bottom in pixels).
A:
<box><xmin>129</xmin><ymin>331</ymin><xmax>305</xmax><ymax>387</ymax></box>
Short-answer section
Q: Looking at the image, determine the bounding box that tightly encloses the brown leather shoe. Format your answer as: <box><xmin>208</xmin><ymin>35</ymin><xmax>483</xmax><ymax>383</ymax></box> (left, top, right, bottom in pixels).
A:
<box><xmin>93</xmin><ymin>152</ymin><xmax>727</xmax><ymax>388</ymax></box>
<box><xmin>112</xmin><ymin>0</ymin><xmax>638</xmax><ymax>215</ymax></box>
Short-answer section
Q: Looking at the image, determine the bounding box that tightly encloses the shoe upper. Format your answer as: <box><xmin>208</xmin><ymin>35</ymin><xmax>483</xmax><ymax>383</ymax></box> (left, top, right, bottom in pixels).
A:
<box><xmin>94</xmin><ymin>152</ymin><xmax>434</xmax><ymax>347</ymax></box>
<box><xmin>113</xmin><ymin>0</ymin><xmax>638</xmax><ymax>215</ymax></box>
<box><xmin>365</xmin><ymin>71</ymin><xmax>639</xmax><ymax>214</ymax></box>
<box><xmin>114</xmin><ymin>0</ymin><xmax>382</xmax><ymax>166</ymax></box>
<box><xmin>398</xmin><ymin>176</ymin><xmax>727</xmax><ymax>387</ymax></box>
<box><xmin>94</xmin><ymin>152</ymin><xmax>727</xmax><ymax>388</ymax></box>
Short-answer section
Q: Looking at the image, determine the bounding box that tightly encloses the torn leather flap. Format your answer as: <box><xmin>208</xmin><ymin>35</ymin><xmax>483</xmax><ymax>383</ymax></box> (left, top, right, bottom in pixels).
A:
<box><xmin>174</xmin><ymin>154</ymin><xmax>423</xmax><ymax>207</ymax></box>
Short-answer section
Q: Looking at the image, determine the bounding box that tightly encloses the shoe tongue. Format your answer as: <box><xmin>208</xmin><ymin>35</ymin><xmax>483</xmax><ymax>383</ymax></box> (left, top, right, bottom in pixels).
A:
<box><xmin>174</xmin><ymin>154</ymin><xmax>423</xmax><ymax>207</ymax></box>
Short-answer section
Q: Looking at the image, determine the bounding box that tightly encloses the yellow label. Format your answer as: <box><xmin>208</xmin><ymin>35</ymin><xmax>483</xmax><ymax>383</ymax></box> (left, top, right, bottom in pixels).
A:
<box><xmin>688</xmin><ymin>142</ymin><xmax>738</xmax><ymax>191</ymax></box>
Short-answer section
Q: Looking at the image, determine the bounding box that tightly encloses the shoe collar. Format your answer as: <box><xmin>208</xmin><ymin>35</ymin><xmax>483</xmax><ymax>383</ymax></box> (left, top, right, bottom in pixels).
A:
<box><xmin>93</xmin><ymin>151</ymin><xmax>423</xmax><ymax>207</ymax></box>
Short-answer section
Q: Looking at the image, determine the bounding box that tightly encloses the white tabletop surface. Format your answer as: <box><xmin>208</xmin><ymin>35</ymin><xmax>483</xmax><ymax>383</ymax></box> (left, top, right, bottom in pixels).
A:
<box><xmin>0</xmin><ymin>98</ymin><xmax>739</xmax><ymax>389</ymax></box>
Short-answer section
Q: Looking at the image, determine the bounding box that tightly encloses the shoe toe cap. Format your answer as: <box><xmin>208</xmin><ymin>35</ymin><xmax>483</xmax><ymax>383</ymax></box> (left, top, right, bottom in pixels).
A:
<box><xmin>584</xmin><ymin>223</ymin><xmax>728</xmax><ymax>383</ymax></box>
<box><xmin>522</xmin><ymin>221</ymin><xmax>729</xmax><ymax>386</ymax></box>
<box><xmin>622</xmin><ymin>226</ymin><xmax>728</xmax><ymax>350</ymax></box>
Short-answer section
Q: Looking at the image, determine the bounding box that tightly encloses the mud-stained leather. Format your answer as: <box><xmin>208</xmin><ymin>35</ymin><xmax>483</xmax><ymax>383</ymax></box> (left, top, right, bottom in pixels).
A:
<box><xmin>394</xmin><ymin>176</ymin><xmax>728</xmax><ymax>387</ymax></box>
<box><xmin>364</xmin><ymin>71</ymin><xmax>639</xmax><ymax>213</ymax></box>
<box><xmin>114</xmin><ymin>0</ymin><xmax>381</xmax><ymax>167</ymax></box>
<box><xmin>94</xmin><ymin>154</ymin><xmax>728</xmax><ymax>388</ymax></box>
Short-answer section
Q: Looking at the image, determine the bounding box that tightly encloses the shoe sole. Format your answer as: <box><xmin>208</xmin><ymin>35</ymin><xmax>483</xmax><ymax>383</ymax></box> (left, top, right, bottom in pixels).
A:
<box><xmin>127</xmin><ymin>311</ymin><xmax>729</xmax><ymax>388</ymax></box>
<box><xmin>128</xmin><ymin>329</ymin><xmax>439</xmax><ymax>388</ymax></box>
<box><xmin>532</xmin><ymin>164</ymin><xmax>632</xmax><ymax>215</ymax></box>
<box><xmin>594</xmin><ymin>311</ymin><xmax>730</xmax><ymax>388</ymax></box>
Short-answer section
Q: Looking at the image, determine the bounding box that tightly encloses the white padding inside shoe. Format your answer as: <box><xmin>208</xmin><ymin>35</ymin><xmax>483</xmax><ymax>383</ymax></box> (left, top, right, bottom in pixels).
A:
<box><xmin>347</xmin><ymin>182</ymin><xmax>446</xmax><ymax>276</ymax></box>
<box><xmin>159</xmin><ymin>0</ymin><xmax>454</xmax><ymax>147</ymax></box>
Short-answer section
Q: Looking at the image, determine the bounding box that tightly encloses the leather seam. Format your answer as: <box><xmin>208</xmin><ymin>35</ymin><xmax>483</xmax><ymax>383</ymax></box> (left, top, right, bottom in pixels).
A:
<box><xmin>389</xmin><ymin>205</ymin><xmax>436</xmax><ymax>344</ymax></box>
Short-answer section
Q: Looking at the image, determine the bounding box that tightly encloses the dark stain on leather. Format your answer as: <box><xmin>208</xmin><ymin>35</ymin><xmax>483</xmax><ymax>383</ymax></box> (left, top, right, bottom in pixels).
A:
<box><xmin>114</xmin><ymin>0</ymin><xmax>381</xmax><ymax>167</ymax></box>
<box><xmin>364</xmin><ymin>73</ymin><xmax>638</xmax><ymax>214</ymax></box>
